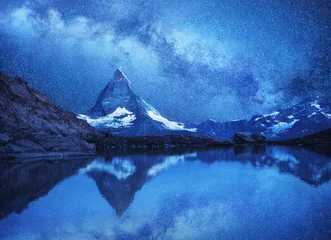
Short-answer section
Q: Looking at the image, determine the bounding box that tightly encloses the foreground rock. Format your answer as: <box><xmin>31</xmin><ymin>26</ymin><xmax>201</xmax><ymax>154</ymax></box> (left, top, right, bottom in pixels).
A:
<box><xmin>98</xmin><ymin>135</ymin><xmax>233</xmax><ymax>152</ymax></box>
<box><xmin>0</xmin><ymin>72</ymin><xmax>102</xmax><ymax>159</ymax></box>
<box><xmin>233</xmin><ymin>132</ymin><xmax>266</xmax><ymax>144</ymax></box>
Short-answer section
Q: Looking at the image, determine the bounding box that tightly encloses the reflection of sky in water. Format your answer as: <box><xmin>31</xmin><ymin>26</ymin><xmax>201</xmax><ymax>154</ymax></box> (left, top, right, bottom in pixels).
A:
<box><xmin>0</xmin><ymin>147</ymin><xmax>331</xmax><ymax>239</ymax></box>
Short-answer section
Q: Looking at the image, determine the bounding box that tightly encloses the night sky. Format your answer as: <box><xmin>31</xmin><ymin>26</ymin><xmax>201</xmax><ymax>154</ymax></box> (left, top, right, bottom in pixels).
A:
<box><xmin>0</xmin><ymin>0</ymin><xmax>330</xmax><ymax>122</ymax></box>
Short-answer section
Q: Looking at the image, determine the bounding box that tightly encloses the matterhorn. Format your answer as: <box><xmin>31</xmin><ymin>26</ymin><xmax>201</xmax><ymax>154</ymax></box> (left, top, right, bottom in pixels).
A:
<box><xmin>78</xmin><ymin>69</ymin><xmax>196</xmax><ymax>136</ymax></box>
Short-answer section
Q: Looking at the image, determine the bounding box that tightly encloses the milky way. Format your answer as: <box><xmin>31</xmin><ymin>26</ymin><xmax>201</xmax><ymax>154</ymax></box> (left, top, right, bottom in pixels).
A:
<box><xmin>0</xmin><ymin>0</ymin><xmax>330</xmax><ymax>122</ymax></box>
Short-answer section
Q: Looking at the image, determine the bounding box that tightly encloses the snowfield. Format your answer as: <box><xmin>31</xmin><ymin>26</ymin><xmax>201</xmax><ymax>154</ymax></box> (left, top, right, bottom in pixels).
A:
<box><xmin>78</xmin><ymin>107</ymin><xmax>136</xmax><ymax>128</ymax></box>
<box><xmin>147</xmin><ymin>110</ymin><xmax>197</xmax><ymax>132</ymax></box>
<box><xmin>269</xmin><ymin>119</ymin><xmax>299</xmax><ymax>135</ymax></box>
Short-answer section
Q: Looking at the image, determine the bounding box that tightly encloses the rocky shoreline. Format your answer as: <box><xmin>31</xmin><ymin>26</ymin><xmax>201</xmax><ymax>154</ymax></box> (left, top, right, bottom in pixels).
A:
<box><xmin>96</xmin><ymin>135</ymin><xmax>233</xmax><ymax>152</ymax></box>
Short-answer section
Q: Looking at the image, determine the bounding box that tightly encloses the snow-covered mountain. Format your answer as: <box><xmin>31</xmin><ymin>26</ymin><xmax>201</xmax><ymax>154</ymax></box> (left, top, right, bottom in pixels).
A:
<box><xmin>249</xmin><ymin>99</ymin><xmax>331</xmax><ymax>139</ymax></box>
<box><xmin>195</xmin><ymin>99</ymin><xmax>331</xmax><ymax>140</ymax></box>
<box><xmin>78</xmin><ymin>69</ymin><xmax>196</xmax><ymax>136</ymax></box>
<box><xmin>78</xmin><ymin>69</ymin><xmax>330</xmax><ymax>140</ymax></box>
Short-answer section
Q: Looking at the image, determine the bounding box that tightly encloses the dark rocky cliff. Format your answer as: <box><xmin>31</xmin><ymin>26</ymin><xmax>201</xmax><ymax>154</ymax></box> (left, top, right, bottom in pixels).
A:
<box><xmin>0</xmin><ymin>72</ymin><xmax>102</xmax><ymax>159</ymax></box>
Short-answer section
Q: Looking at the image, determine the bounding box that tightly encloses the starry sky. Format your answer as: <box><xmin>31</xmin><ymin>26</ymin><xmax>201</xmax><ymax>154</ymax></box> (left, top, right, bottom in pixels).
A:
<box><xmin>0</xmin><ymin>0</ymin><xmax>330</xmax><ymax>122</ymax></box>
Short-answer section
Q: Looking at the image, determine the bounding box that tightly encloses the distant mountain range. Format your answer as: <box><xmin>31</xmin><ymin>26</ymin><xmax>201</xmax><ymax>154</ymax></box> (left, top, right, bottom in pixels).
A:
<box><xmin>79</xmin><ymin>69</ymin><xmax>331</xmax><ymax>140</ymax></box>
<box><xmin>193</xmin><ymin>98</ymin><xmax>331</xmax><ymax>140</ymax></box>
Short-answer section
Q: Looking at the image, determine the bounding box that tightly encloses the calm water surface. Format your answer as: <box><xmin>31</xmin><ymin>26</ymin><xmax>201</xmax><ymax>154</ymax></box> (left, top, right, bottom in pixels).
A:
<box><xmin>0</xmin><ymin>146</ymin><xmax>331</xmax><ymax>240</ymax></box>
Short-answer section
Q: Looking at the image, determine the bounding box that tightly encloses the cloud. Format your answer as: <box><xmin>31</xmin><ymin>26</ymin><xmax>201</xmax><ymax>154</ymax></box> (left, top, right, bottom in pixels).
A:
<box><xmin>0</xmin><ymin>0</ymin><xmax>329</xmax><ymax>122</ymax></box>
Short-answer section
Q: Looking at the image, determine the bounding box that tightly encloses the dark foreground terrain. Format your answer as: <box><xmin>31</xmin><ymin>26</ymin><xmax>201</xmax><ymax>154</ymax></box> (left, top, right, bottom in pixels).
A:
<box><xmin>0</xmin><ymin>72</ymin><xmax>102</xmax><ymax>158</ymax></box>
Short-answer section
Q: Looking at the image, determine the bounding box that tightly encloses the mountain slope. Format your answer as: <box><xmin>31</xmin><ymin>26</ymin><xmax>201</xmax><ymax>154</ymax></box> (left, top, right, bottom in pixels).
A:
<box><xmin>79</xmin><ymin>69</ymin><xmax>196</xmax><ymax>136</ymax></box>
<box><xmin>0</xmin><ymin>72</ymin><xmax>101</xmax><ymax>158</ymax></box>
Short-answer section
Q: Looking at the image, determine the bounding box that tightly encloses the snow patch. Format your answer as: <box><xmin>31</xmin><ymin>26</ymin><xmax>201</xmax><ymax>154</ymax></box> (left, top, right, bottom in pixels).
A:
<box><xmin>78</xmin><ymin>107</ymin><xmax>136</xmax><ymax>128</ymax></box>
<box><xmin>147</xmin><ymin>110</ymin><xmax>197</xmax><ymax>132</ymax></box>
<box><xmin>110</xmin><ymin>107</ymin><xmax>133</xmax><ymax>117</ymax></box>
<box><xmin>255</xmin><ymin>111</ymin><xmax>280</xmax><ymax>121</ymax></box>
<box><xmin>321</xmin><ymin>112</ymin><xmax>331</xmax><ymax>119</ymax></box>
<box><xmin>309</xmin><ymin>111</ymin><xmax>331</xmax><ymax>119</ymax></box>
<box><xmin>269</xmin><ymin>119</ymin><xmax>299</xmax><ymax>135</ymax></box>
<box><xmin>311</xmin><ymin>101</ymin><xmax>321</xmax><ymax>110</ymax></box>
<box><xmin>208</xmin><ymin>119</ymin><xmax>217</xmax><ymax>122</ymax></box>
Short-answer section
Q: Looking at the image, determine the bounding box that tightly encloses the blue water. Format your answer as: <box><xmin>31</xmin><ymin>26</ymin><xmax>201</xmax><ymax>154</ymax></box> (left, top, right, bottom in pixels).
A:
<box><xmin>0</xmin><ymin>146</ymin><xmax>331</xmax><ymax>240</ymax></box>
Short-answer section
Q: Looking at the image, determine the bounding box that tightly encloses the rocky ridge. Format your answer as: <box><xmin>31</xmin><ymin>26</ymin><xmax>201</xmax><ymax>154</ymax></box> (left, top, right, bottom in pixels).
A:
<box><xmin>0</xmin><ymin>72</ymin><xmax>102</xmax><ymax>159</ymax></box>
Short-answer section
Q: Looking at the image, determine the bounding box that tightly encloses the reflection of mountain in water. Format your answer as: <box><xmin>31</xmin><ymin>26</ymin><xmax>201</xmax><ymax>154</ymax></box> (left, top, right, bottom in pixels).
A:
<box><xmin>1</xmin><ymin>147</ymin><xmax>330</xmax><ymax>220</ymax></box>
<box><xmin>84</xmin><ymin>156</ymin><xmax>150</xmax><ymax>217</ymax></box>
<box><xmin>195</xmin><ymin>146</ymin><xmax>331</xmax><ymax>186</ymax></box>
<box><xmin>84</xmin><ymin>147</ymin><xmax>331</xmax><ymax>217</ymax></box>
<box><xmin>83</xmin><ymin>153</ymin><xmax>196</xmax><ymax>217</ymax></box>
<box><xmin>0</xmin><ymin>157</ymin><xmax>93</xmax><ymax>220</ymax></box>
<box><xmin>266</xmin><ymin>147</ymin><xmax>331</xmax><ymax>186</ymax></box>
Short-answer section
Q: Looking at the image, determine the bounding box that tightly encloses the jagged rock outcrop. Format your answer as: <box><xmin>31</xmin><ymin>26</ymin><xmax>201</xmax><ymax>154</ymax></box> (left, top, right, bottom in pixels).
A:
<box><xmin>233</xmin><ymin>132</ymin><xmax>266</xmax><ymax>144</ymax></box>
<box><xmin>0</xmin><ymin>72</ymin><xmax>102</xmax><ymax>158</ymax></box>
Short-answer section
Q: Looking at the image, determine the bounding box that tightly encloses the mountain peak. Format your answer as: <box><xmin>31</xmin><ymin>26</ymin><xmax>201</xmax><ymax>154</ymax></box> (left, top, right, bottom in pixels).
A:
<box><xmin>88</xmin><ymin>69</ymin><xmax>135</xmax><ymax>117</ymax></box>
<box><xmin>112</xmin><ymin>68</ymin><xmax>132</xmax><ymax>87</ymax></box>
<box><xmin>114</xmin><ymin>68</ymin><xmax>126</xmax><ymax>80</ymax></box>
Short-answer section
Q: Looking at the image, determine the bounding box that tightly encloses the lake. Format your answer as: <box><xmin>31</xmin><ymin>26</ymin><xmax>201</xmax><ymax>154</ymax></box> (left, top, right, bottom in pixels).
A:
<box><xmin>0</xmin><ymin>146</ymin><xmax>331</xmax><ymax>240</ymax></box>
